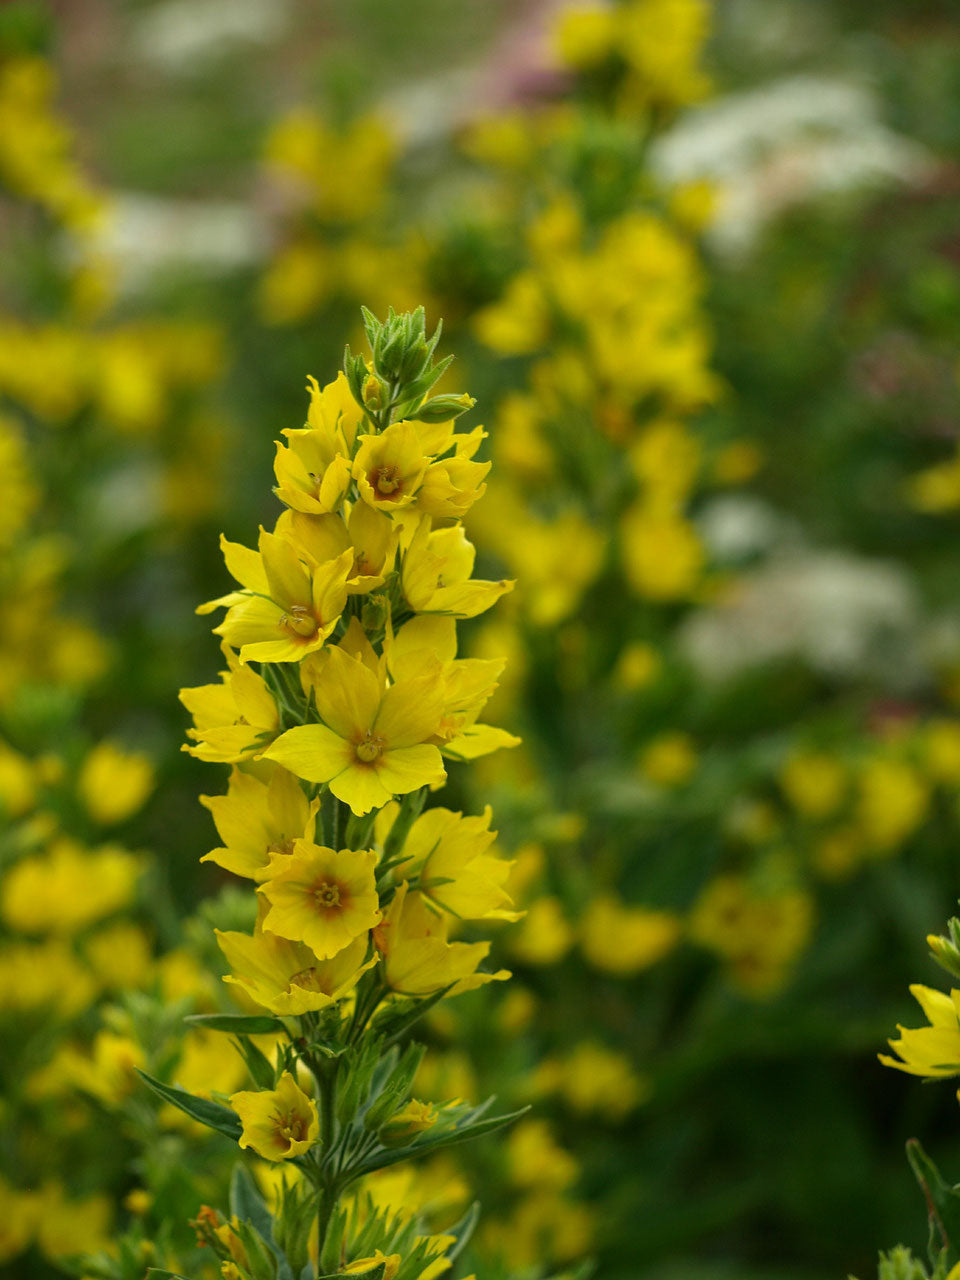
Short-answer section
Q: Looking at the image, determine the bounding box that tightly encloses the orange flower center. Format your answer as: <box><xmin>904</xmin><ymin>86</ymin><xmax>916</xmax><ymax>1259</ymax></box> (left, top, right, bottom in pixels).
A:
<box><xmin>276</xmin><ymin>1110</ymin><xmax>308</xmax><ymax>1145</ymax></box>
<box><xmin>288</xmin><ymin>965</ymin><xmax>327</xmax><ymax>993</ymax></box>
<box><xmin>372</xmin><ymin>464</ymin><xmax>401</xmax><ymax>497</ymax></box>
<box><xmin>280</xmin><ymin>605</ymin><xmax>318</xmax><ymax>638</ymax></box>
<box><xmin>355</xmin><ymin>731</ymin><xmax>385</xmax><ymax>764</ymax></box>
<box><xmin>313</xmin><ymin>879</ymin><xmax>341</xmax><ymax>909</ymax></box>
<box><xmin>267</xmin><ymin>837</ymin><xmax>294</xmax><ymax>857</ymax></box>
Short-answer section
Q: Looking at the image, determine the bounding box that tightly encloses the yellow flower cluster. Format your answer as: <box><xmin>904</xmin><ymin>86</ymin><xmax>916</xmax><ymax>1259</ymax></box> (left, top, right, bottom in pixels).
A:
<box><xmin>259</xmin><ymin>112</ymin><xmax>423</xmax><ymax>325</ymax></box>
<box><xmin>0</xmin><ymin>56</ymin><xmax>103</xmax><ymax>231</ymax></box>
<box><xmin>554</xmin><ymin>0</ymin><xmax>712</xmax><ymax>111</ymax></box>
<box><xmin>178</xmin><ymin>314</ymin><xmax>522</xmax><ymax>1251</ymax></box>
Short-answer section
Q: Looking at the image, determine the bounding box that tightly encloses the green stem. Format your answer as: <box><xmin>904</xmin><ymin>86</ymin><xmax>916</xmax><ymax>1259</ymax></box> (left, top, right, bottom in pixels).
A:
<box><xmin>315</xmin><ymin>1178</ymin><xmax>338</xmax><ymax>1275</ymax></box>
<box><xmin>330</xmin><ymin>797</ymin><xmax>343</xmax><ymax>850</ymax></box>
<box><xmin>382</xmin><ymin>788</ymin><xmax>426</xmax><ymax>862</ymax></box>
<box><xmin>314</xmin><ymin>1060</ymin><xmax>340</xmax><ymax>1271</ymax></box>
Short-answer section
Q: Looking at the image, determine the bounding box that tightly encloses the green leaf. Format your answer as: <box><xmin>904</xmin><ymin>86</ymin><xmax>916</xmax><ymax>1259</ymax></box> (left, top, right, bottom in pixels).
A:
<box><xmin>234</xmin><ymin>1035</ymin><xmax>277</xmax><ymax>1090</ymax></box>
<box><xmin>350</xmin><ymin>1104</ymin><xmax>530</xmax><ymax>1177</ymax></box>
<box><xmin>230</xmin><ymin>1163</ymin><xmax>275</xmax><ymax>1244</ymax></box>
<box><xmin>185</xmin><ymin>1013</ymin><xmax>287</xmax><ymax>1035</ymax></box>
<box><xmin>906</xmin><ymin>1139</ymin><xmax>960</xmax><ymax>1266</ymax></box>
<box><xmin>444</xmin><ymin>1199</ymin><xmax>480</xmax><ymax>1264</ymax></box>
<box><xmin>371</xmin><ymin>985</ymin><xmax>453</xmax><ymax>1047</ymax></box>
<box><xmin>136</xmin><ymin>1068</ymin><xmax>241</xmax><ymax>1142</ymax></box>
<box><xmin>318</xmin><ymin>1266</ymin><xmax>386</xmax><ymax>1280</ymax></box>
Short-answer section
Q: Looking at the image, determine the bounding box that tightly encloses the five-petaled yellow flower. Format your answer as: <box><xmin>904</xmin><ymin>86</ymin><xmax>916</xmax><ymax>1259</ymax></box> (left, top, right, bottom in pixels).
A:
<box><xmin>263</xmin><ymin>645</ymin><xmax>446</xmax><ymax>816</ymax></box>
<box><xmin>230</xmin><ymin>1071</ymin><xmax>319</xmax><ymax>1160</ymax></box>
<box><xmin>353</xmin><ymin>420</ymin><xmax>429</xmax><ymax>511</ymax></box>
<box><xmin>200</xmin><ymin>766</ymin><xmax>318</xmax><ymax>881</ymax></box>
<box><xmin>200</xmin><ymin>528</ymin><xmax>353</xmax><ymax>664</ymax></box>
<box><xmin>216</xmin><ymin>927</ymin><xmax>377</xmax><ymax>1015</ymax></box>
<box><xmin>259</xmin><ymin>839</ymin><xmax>381</xmax><ymax>959</ymax></box>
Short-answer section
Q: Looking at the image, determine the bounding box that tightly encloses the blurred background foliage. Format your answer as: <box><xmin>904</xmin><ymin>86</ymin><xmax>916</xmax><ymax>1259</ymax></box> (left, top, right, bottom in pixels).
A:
<box><xmin>5</xmin><ymin>1</ymin><xmax>960</xmax><ymax>1278</ymax></box>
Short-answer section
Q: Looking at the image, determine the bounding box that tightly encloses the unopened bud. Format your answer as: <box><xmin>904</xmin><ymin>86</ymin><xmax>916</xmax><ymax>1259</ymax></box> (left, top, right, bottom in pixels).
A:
<box><xmin>416</xmin><ymin>393</ymin><xmax>476</xmax><ymax>423</ymax></box>
<box><xmin>362</xmin><ymin>374</ymin><xmax>383</xmax><ymax>409</ymax></box>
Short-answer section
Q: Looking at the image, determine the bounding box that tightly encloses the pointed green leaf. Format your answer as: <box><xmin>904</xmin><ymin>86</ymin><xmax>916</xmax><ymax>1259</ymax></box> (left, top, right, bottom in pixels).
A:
<box><xmin>230</xmin><ymin>1163</ymin><xmax>275</xmax><ymax>1244</ymax></box>
<box><xmin>444</xmin><ymin>1199</ymin><xmax>480</xmax><ymax>1264</ymax></box>
<box><xmin>136</xmin><ymin>1068</ymin><xmax>241</xmax><ymax>1142</ymax></box>
<box><xmin>350</xmin><ymin>1104</ymin><xmax>530</xmax><ymax>1177</ymax></box>
<box><xmin>185</xmin><ymin>1013</ymin><xmax>286</xmax><ymax>1035</ymax></box>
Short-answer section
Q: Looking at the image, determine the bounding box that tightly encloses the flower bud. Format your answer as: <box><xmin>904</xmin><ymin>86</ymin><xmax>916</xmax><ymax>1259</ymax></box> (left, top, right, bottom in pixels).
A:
<box><xmin>378</xmin><ymin>1098</ymin><xmax>437</xmax><ymax>1147</ymax></box>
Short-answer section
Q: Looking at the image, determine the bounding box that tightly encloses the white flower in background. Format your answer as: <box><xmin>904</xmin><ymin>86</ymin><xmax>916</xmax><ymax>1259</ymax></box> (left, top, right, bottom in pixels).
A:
<box><xmin>129</xmin><ymin>0</ymin><xmax>291</xmax><ymax>72</ymax></box>
<box><xmin>680</xmin><ymin>549</ymin><xmax>924</xmax><ymax>687</ymax></box>
<box><xmin>696</xmin><ymin>495</ymin><xmax>799</xmax><ymax>563</ymax></box>
<box><xmin>652</xmin><ymin>75</ymin><xmax>934</xmax><ymax>252</ymax></box>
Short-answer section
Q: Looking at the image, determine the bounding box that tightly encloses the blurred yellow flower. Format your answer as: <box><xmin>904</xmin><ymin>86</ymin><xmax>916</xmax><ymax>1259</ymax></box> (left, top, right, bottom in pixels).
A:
<box><xmin>855</xmin><ymin>757</ymin><xmax>929</xmax><ymax>851</ymax></box>
<box><xmin>580</xmin><ymin>895</ymin><xmax>681</xmax><ymax>974</ymax></box>
<box><xmin>639</xmin><ymin>731</ymin><xmax>698</xmax><ymax>786</ymax></box>
<box><xmin>77</xmin><ymin>740</ymin><xmax>154</xmax><ymax>826</ymax></box>
<box><xmin>1</xmin><ymin>837</ymin><xmax>141</xmax><ymax>934</ymax></box>
<box><xmin>779</xmin><ymin>750</ymin><xmax>847</xmax><ymax>819</ymax></box>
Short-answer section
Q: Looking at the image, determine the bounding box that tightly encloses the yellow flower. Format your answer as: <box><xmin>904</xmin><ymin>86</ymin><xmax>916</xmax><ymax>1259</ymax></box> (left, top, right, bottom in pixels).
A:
<box><xmin>342</xmin><ymin>1252</ymin><xmax>401</xmax><ymax>1279</ymax></box>
<box><xmin>401</xmin><ymin>519</ymin><xmax>513</xmax><ymax>618</ymax></box>
<box><xmin>617</xmin><ymin>0</ymin><xmax>711</xmax><ymax>109</ymax></box>
<box><xmin>217</xmin><ymin>927</ymin><xmax>377</xmax><ymax>1015</ymax></box>
<box><xmin>0</xmin><ymin>741</ymin><xmax>36</xmax><ymax>816</ymax></box>
<box><xmin>379</xmin><ymin>1099</ymin><xmax>438</xmax><ymax>1147</ymax></box>
<box><xmin>0</xmin><ymin>1177</ymin><xmax>37</xmax><ymax>1263</ymax></box>
<box><xmin>263</xmin><ymin>645</ymin><xmax>446</xmax><ymax>816</ymax></box>
<box><xmin>0</xmin><ymin>939</ymin><xmax>95</xmax><ymax>1015</ymax></box>
<box><xmin>580</xmin><ymin>895</ymin><xmax>681</xmax><ymax>975</ymax></box>
<box><xmin>1</xmin><ymin>837</ymin><xmax>141</xmax><ymax>934</ymax></box>
<box><xmin>34</xmin><ymin>1182</ymin><xmax>112</xmax><ymax>1260</ymax></box>
<box><xmin>374</xmin><ymin>881</ymin><xmax>509</xmax><ymax>996</ymax></box>
<box><xmin>506</xmin><ymin>1119</ymin><xmax>578</xmax><ymax>1191</ymax></box>
<box><xmin>173</xmin><ymin>1029</ymin><xmax>248</xmax><ymax>1109</ymax></box>
<box><xmin>353</xmin><ymin>420</ymin><xmax>429</xmax><ymax>511</ymax></box>
<box><xmin>620</xmin><ymin>507</ymin><xmax>704</xmax><ymax>600</ymax></box>
<box><xmin>509</xmin><ymin>897</ymin><xmax>573</xmax><ymax>967</ymax></box>
<box><xmin>386</xmin><ymin>615</ymin><xmax>521</xmax><ymax>762</ymax></box>
<box><xmin>554</xmin><ymin>5</ymin><xmax>615</xmax><ymax>68</ymax></box>
<box><xmin>856</xmin><ymin>757</ymin><xmax>929</xmax><ymax>851</ymax></box>
<box><xmin>639</xmin><ymin>732</ymin><xmax>697</xmax><ymax>787</ymax></box>
<box><xmin>276</xmin><ymin>502</ymin><xmax>397</xmax><ymax>595</ymax></box>
<box><xmin>180</xmin><ymin>647</ymin><xmax>280</xmax><ymax>762</ymax></box>
<box><xmin>534</xmin><ymin>1042</ymin><xmax>647</xmax><ymax>1120</ymax></box>
<box><xmin>273</xmin><ymin>372</ymin><xmax>361</xmax><ymax>514</ymax></box>
<box><xmin>84</xmin><ymin>922</ymin><xmax>153</xmax><ymax>990</ymax></box>
<box><xmin>614</xmin><ymin>642</ymin><xmax>661</xmax><ymax>691</ymax></box>
<box><xmin>688</xmin><ymin>874</ymin><xmax>814</xmax><ymax>996</ymax></box>
<box><xmin>390</xmin><ymin>804</ymin><xmax>520</xmax><ymax>921</ymax></box>
<box><xmin>200</xmin><ymin>766</ymin><xmax>318</xmax><ymax>881</ymax></box>
<box><xmin>201</xmin><ymin>528</ymin><xmax>353</xmax><ymax>664</ymax></box>
<box><xmin>907</xmin><ymin>450</ymin><xmax>960</xmax><ymax>513</ymax></box>
<box><xmin>259</xmin><ymin>840</ymin><xmax>381</xmax><ymax>959</ymax></box>
<box><xmin>779</xmin><ymin>751</ymin><xmax>847</xmax><ymax>819</ymax></box>
<box><xmin>77</xmin><ymin>739</ymin><xmax>154</xmax><ymax>825</ymax></box>
<box><xmin>36</xmin><ymin>1031</ymin><xmax>144</xmax><ymax>1106</ymax></box>
<box><xmin>231</xmin><ymin>1071</ymin><xmax>319</xmax><ymax>1161</ymax></box>
<box><xmin>879</xmin><ymin>985</ymin><xmax>960</xmax><ymax>1078</ymax></box>
<box><xmin>416</xmin><ymin>455</ymin><xmax>490</xmax><ymax>520</ymax></box>
<box><xmin>924</xmin><ymin>718</ymin><xmax>960</xmax><ymax>783</ymax></box>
